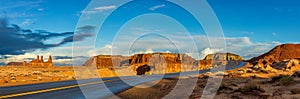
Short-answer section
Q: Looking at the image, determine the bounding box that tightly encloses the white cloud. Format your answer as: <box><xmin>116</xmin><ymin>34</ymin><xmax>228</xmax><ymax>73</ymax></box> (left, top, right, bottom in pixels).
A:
<box><xmin>272</xmin><ymin>32</ymin><xmax>277</xmax><ymax>36</ymax></box>
<box><xmin>81</xmin><ymin>5</ymin><xmax>116</xmax><ymax>14</ymax></box>
<box><xmin>149</xmin><ymin>4</ymin><xmax>165</xmax><ymax>11</ymax></box>
<box><xmin>201</xmin><ymin>48</ymin><xmax>223</xmax><ymax>55</ymax></box>
<box><xmin>21</xmin><ymin>19</ymin><xmax>34</xmax><ymax>26</ymax></box>
<box><xmin>37</xmin><ymin>8</ymin><xmax>44</xmax><ymax>11</ymax></box>
<box><xmin>94</xmin><ymin>5</ymin><xmax>116</xmax><ymax>11</ymax></box>
<box><xmin>0</xmin><ymin>53</ymin><xmax>51</xmax><ymax>64</ymax></box>
<box><xmin>86</xmin><ymin>29</ymin><xmax>281</xmax><ymax>60</ymax></box>
<box><xmin>88</xmin><ymin>44</ymin><xmax>114</xmax><ymax>56</ymax></box>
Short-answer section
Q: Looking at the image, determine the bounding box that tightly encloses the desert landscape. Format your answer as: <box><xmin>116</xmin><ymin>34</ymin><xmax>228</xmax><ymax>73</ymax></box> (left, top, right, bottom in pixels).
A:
<box><xmin>1</xmin><ymin>44</ymin><xmax>300</xmax><ymax>98</ymax></box>
<box><xmin>114</xmin><ymin>44</ymin><xmax>300</xmax><ymax>98</ymax></box>
<box><xmin>1</xmin><ymin>0</ymin><xmax>299</xmax><ymax>98</ymax></box>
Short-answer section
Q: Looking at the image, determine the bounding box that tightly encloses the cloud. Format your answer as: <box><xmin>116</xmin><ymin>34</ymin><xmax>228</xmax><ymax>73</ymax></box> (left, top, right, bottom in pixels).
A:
<box><xmin>149</xmin><ymin>4</ymin><xmax>165</xmax><ymax>11</ymax></box>
<box><xmin>52</xmin><ymin>56</ymin><xmax>88</xmax><ymax>66</ymax></box>
<box><xmin>0</xmin><ymin>0</ymin><xmax>42</xmax><ymax>18</ymax></box>
<box><xmin>37</xmin><ymin>8</ymin><xmax>44</xmax><ymax>11</ymax></box>
<box><xmin>0</xmin><ymin>0</ymin><xmax>42</xmax><ymax>10</ymax></box>
<box><xmin>272</xmin><ymin>32</ymin><xmax>277</xmax><ymax>36</ymax></box>
<box><xmin>87</xmin><ymin>28</ymin><xmax>281</xmax><ymax>60</ymax></box>
<box><xmin>241</xmin><ymin>31</ymin><xmax>254</xmax><ymax>35</ymax></box>
<box><xmin>81</xmin><ymin>5</ymin><xmax>116</xmax><ymax>14</ymax></box>
<box><xmin>94</xmin><ymin>5</ymin><xmax>116</xmax><ymax>11</ymax></box>
<box><xmin>0</xmin><ymin>18</ymin><xmax>95</xmax><ymax>55</ymax></box>
<box><xmin>20</xmin><ymin>19</ymin><xmax>35</xmax><ymax>26</ymax></box>
<box><xmin>201</xmin><ymin>48</ymin><xmax>223</xmax><ymax>56</ymax></box>
<box><xmin>58</xmin><ymin>33</ymin><xmax>94</xmax><ymax>45</ymax></box>
<box><xmin>54</xmin><ymin>56</ymin><xmax>73</xmax><ymax>60</ymax></box>
<box><xmin>0</xmin><ymin>53</ymin><xmax>43</xmax><ymax>65</ymax></box>
<box><xmin>88</xmin><ymin>44</ymin><xmax>113</xmax><ymax>56</ymax></box>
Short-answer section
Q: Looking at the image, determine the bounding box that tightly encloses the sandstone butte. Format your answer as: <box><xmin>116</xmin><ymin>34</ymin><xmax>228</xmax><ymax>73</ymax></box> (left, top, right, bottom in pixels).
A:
<box><xmin>83</xmin><ymin>52</ymin><xmax>244</xmax><ymax>72</ymax></box>
<box><xmin>249</xmin><ymin>44</ymin><xmax>300</xmax><ymax>66</ymax></box>
<box><xmin>7</xmin><ymin>55</ymin><xmax>53</xmax><ymax>68</ymax></box>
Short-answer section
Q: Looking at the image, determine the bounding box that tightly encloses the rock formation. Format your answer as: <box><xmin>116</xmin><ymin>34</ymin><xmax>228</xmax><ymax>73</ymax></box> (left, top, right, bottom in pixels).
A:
<box><xmin>249</xmin><ymin>44</ymin><xmax>300</xmax><ymax>67</ymax></box>
<box><xmin>84</xmin><ymin>52</ymin><xmax>244</xmax><ymax>73</ymax></box>
<box><xmin>83</xmin><ymin>55</ymin><xmax>130</xmax><ymax>68</ymax></box>
<box><xmin>23</xmin><ymin>55</ymin><xmax>53</xmax><ymax>68</ymax></box>
<box><xmin>271</xmin><ymin>59</ymin><xmax>300</xmax><ymax>71</ymax></box>
<box><xmin>83</xmin><ymin>53</ymin><xmax>198</xmax><ymax>73</ymax></box>
<box><xmin>204</xmin><ymin>53</ymin><xmax>244</xmax><ymax>61</ymax></box>
<box><xmin>130</xmin><ymin>53</ymin><xmax>197</xmax><ymax>73</ymax></box>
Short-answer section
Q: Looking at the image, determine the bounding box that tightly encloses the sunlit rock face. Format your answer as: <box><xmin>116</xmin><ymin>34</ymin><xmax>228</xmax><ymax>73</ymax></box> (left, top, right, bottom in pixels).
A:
<box><xmin>84</xmin><ymin>52</ymin><xmax>245</xmax><ymax>73</ymax></box>
<box><xmin>249</xmin><ymin>44</ymin><xmax>300</xmax><ymax>67</ymax></box>
<box><xmin>130</xmin><ymin>53</ymin><xmax>197</xmax><ymax>73</ymax></box>
<box><xmin>196</xmin><ymin>60</ymin><xmax>212</xmax><ymax>70</ymax></box>
<box><xmin>83</xmin><ymin>55</ymin><xmax>130</xmax><ymax>68</ymax></box>
<box><xmin>23</xmin><ymin>55</ymin><xmax>53</xmax><ymax>68</ymax></box>
<box><xmin>84</xmin><ymin>53</ymin><xmax>198</xmax><ymax>73</ymax></box>
<box><xmin>203</xmin><ymin>53</ymin><xmax>244</xmax><ymax>61</ymax></box>
<box><xmin>271</xmin><ymin>59</ymin><xmax>300</xmax><ymax>71</ymax></box>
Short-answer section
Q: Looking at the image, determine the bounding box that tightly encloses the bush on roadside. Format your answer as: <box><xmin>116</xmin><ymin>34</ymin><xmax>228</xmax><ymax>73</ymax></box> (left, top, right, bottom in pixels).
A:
<box><xmin>240</xmin><ymin>81</ymin><xmax>265</xmax><ymax>93</ymax></box>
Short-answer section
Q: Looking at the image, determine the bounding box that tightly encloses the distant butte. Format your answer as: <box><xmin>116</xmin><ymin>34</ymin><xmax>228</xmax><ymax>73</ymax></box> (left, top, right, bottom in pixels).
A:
<box><xmin>7</xmin><ymin>55</ymin><xmax>53</xmax><ymax>68</ymax></box>
<box><xmin>83</xmin><ymin>52</ymin><xmax>245</xmax><ymax>72</ymax></box>
<box><xmin>249</xmin><ymin>44</ymin><xmax>300</xmax><ymax>66</ymax></box>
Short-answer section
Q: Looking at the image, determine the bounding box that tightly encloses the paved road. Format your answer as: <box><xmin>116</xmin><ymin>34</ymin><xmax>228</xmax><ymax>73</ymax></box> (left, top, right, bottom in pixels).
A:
<box><xmin>0</xmin><ymin>61</ymin><xmax>246</xmax><ymax>99</ymax></box>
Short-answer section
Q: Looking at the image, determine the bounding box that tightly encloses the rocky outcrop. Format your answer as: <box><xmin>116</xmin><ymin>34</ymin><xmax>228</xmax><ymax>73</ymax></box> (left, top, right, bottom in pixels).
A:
<box><xmin>23</xmin><ymin>55</ymin><xmax>53</xmax><ymax>68</ymax></box>
<box><xmin>204</xmin><ymin>53</ymin><xmax>244</xmax><ymax>61</ymax></box>
<box><xmin>249</xmin><ymin>44</ymin><xmax>300</xmax><ymax>67</ymax></box>
<box><xmin>84</xmin><ymin>53</ymin><xmax>198</xmax><ymax>72</ymax></box>
<box><xmin>84</xmin><ymin>52</ymin><xmax>244</xmax><ymax>73</ymax></box>
<box><xmin>7</xmin><ymin>62</ymin><xmax>23</xmax><ymax>66</ymax></box>
<box><xmin>83</xmin><ymin>55</ymin><xmax>130</xmax><ymax>68</ymax></box>
<box><xmin>8</xmin><ymin>55</ymin><xmax>53</xmax><ymax>67</ymax></box>
<box><xmin>130</xmin><ymin>53</ymin><xmax>197</xmax><ymax>72</ymax></box>
<box><xmin>271</xmin><ymin>59</ymin><xmax>300</xmax><ymax>71</ymax></box>
<box><xmin>196</xmin><ymin>60</ymin><xmax>212</xmax><ymax>70</ymax></box>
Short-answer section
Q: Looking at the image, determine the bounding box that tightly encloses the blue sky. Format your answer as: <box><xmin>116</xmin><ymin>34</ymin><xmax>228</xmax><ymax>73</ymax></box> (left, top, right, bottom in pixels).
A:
<box><xmin>0</xmin><ymin>0</ymin><xmax>299</xmax><ymax>65</ymax></box>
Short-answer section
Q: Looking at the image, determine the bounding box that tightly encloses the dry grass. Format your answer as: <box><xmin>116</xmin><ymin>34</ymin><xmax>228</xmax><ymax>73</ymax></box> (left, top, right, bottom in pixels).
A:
<box><xmin>239</xmin><ymin>81</ymin><xmax>265</xmax><ymax>93</ymax></box>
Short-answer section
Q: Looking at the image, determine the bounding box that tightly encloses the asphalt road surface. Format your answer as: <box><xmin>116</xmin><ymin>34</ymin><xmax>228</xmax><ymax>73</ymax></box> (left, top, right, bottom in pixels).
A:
<box><xmin>0</xmin><ymin>61</ymin><xmax>246</xmax><ymax>99</ymax></box>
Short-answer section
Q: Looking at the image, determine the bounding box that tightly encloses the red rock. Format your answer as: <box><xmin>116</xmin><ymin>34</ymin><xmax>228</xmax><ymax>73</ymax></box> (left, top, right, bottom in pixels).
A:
<box><xmin>204</xmin><ymin>53</ymin><xmax>244</xmax><ymax>61</ymax></box>
<box><xmin>249</xmin><ymin>44</ymin><xmax>300</xmax><ymax>66</ymax></box>
<box><xmin>83</xmin><ymin>55</ymin><xmax>130</xmax><ymax>68</ymax></box>
<box><xmin>23</xmin><ymin>55</ymin><xmax>53</xmax><ymax>68</ymax></box>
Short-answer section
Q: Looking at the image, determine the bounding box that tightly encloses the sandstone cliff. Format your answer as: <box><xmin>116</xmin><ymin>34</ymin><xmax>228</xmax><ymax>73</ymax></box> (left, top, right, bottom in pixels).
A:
<box><xmin>130</xmin><ymin>53</ymin><xmax>197</xmax><ymax>72</ymax></box>
<box><xmin>83</xmin><ymin>55</ymin><xmax>130</xmax><ymax>68</ymax></box>
<box><xmin>245</xmin><ymin>44</ymin><xmax>300</xmax><ymax>72</ymax></box>
<box><xmin>249</xmin><ymin>44</ymin><xmax>300</xmax><ymax>66</ymax></box>
<box><xmin>84</xmin><ymin>52</ymin><xmax>244</xmax><ymax>73</ymax></box>
<box><xmin>204</xmin><ymin>53</ymin><xmax>244</xmax><ymax>61</ymax></box>
<box><xmin>83</xmin><ymin>53</ymin><xmax>198</xmax><ymax>72</ymax></box>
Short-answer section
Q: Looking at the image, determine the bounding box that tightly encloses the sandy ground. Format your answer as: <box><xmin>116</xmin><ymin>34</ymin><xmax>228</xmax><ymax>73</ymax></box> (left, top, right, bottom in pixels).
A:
<box><xmin>0</xmin><ymin>66</ymin><xmax>131</xmax><ymax>87</ymax></box>
<box><xmin>113</xmin><ymin>75</ymin><xmax>300</xmax><ymax>99</ymax></box>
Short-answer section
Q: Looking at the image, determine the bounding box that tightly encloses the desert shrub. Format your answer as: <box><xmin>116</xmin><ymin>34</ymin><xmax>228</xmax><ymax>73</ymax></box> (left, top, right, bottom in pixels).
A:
<box><xmin>291</xmin><ymin>88</ymin><xmax>300</xmax><ymax>94</ymax></box>
<box><xmin>240</xmin><ymin>81</ymin><xmax>264</xmax><ymax>93</ymax></box>
<box><xmin>279</xmin><ymin>76</ymin><xmax>294</xmax><ymax>86</ymax></box>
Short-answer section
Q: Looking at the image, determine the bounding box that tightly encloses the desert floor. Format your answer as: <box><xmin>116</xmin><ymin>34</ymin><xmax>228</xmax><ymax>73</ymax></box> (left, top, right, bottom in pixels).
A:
<box><xmin>114</xmin><ymin>75</ymin><xmax>300</xmax><ymax>99</ymax></box>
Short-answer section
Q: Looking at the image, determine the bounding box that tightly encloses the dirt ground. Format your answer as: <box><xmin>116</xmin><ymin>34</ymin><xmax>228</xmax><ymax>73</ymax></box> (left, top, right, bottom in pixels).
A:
<box><xmin>0</xmin><ymin>66</ymin><xmax>122</xmax><ymax>87</ymax></box>
<box><xmin>113</xmin><ymin>75</ymin><xmax>300</xmax><ymax>99</ymax></box>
